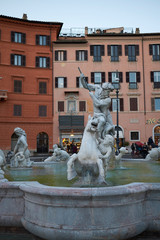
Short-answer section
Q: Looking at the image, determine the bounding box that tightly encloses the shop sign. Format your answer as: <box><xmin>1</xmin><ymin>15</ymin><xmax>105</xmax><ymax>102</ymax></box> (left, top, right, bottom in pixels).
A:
<box><xmin>146</xmin><ymin>118</ymin><xmax>160</xmax><ymax>124</ymax></box>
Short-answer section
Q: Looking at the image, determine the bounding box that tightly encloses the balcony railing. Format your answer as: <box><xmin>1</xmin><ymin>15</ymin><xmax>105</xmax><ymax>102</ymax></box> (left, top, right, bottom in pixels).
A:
<box><xmin>128</xmin><ymin>83</ymin><xmax>138</xmax><ymax>89</ymax></box>
<box><xmin>153</xmin><ymin>82</ymin><xmax>160</xmax><ymax>89</ymax></box>
<box><xmin>59</xmin><ymin>115</ymin><xmax>84</xmax><ymax>130</ymax></box>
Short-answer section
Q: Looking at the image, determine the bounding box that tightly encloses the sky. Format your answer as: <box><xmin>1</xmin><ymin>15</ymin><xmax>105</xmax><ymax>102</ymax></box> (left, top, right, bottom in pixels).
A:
<box><xmin>1</xmin><ymin>0</ymin><xmax>160</xmax><ymax>33</ymax></box>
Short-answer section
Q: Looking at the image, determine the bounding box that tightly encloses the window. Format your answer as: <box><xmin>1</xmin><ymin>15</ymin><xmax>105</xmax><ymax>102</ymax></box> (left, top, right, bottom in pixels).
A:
<box><xmin>79</xmin><ymin>101</ymin><xmax>86</xmax><ymax>112</ymax></box>
<box><xmin>151</xmin><ymin>71</ymin><xmax>160</xmax><ymax>88</ymax></box>
<box><xmin>149</xmin><ymin>44</ymin><xmax>160</xmax><ymax>61</ymax></box>
<box><xmin>39</xmin><ymin>105</ymin><xmax>47</xmax><ymax>117</ymax></box>
<box><xmin>58</xmin><ymin>101</ymin><xmax>64</xmax><ymax>112</ymax></box>
<box><xmin>110</xmin><ymin>98</ymin><xmax>124</xmax><ymax>112</ymax></box>
<box><xmin>90</xmin><ymin>45</ymin><xmax>104</xmax><ymax>62</ymax></box>
<box><xmin>76</xmin><ymin>50</ymin><xmax>88</xmax><ymax>61</ymax></box>
<box><xmin>107</xmin><ymin>45</ymin><xmax>122</xmax><ymax>61</ymax></box>
<box><xmin>130</xmin><ymin>131</ymin><xmax>140</xmax><ymax>141</ymax></box>
<box><xmin>14</xmin><ymin>105</ymin><xmax>22</xmax><ymax>116</ymax></box>
<box><xmin>126</xmin><ymin>72</ymin><xmax>140</xmax><ymax>89</ymax></box>
<box><xmin>11</xmin><ymin>31</ymin><xmax>26</xmax><ymax>44</ymax></box>
<box><xmin>55</xmin><ymin>77</ymin><xmax>67</xmax><ymax>88</ymax></box>
<box><xmin>130</xmin><ymin>98</ymin><xmax>138</xmax><ymax>111</ymax></box>
<box><xmin>36</xmin><ymin>35</ymin><xmax>50</xmax><ymax>46</ymax></box>
<box><xmin>125</xmin><ymin>45</ymin><xmax>139</xmax><ymax>61</ymax></box>
<box><xmin>68</xmin><ymin>100</ymin><xmax>76</xmax><ymax>112</ymax></box>
<box><xmin>76</xmin><ymin>77</ymin><xmax>88</xmax><ymax>88</ymax></box>
<box><xmin>11</xmin><ymin>54</ymin><xmax>26</xmax><ymax>66</ymax></box>
<box><xmin>108</xmin><ymin>72</ymin><xmax>123</xmax><ymax>89</ymax></box>
<box><xmin>91</xmin><ymin>72</ymin><xmax>105</xmax><ymax>85</ymax></box>
<box><xmin>151</xmin><ymin>98</ymin><xmax>160</xmax><ymax>111</ymax></box>
<box><xmin>14</xmin><ymin>80</ymin><xmax>22</xmax><ymax>93</ymax></box>
<box><xmin>55</xmin><ymin>51</ymin><xmax>67</xmax><ymax>61</ymax></box>
<box><xmin>39</xmin><ymin>82</ymin><xmax>47</xmax><ymax>94</ymax></box>
<box><xmin>36</xmin><ymin>57</ymin><xmax>50</xmax><ymax>68</ymax></box>
<box><xmin>112</xmin><ymin>99</ymin><xmax>120</xmax><ymax>112</ymax></box>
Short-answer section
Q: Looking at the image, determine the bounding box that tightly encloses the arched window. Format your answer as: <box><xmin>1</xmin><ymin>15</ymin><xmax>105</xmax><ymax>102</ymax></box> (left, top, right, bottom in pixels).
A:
<box><xmin>37</xmin><ymin>132</ymin><xmax>49</xmax><ymax>153</ymax></box>
<box><xmin>11</xmin><ymin>132</ymin><xmax>18</xmax><ymax>151</ymax></box>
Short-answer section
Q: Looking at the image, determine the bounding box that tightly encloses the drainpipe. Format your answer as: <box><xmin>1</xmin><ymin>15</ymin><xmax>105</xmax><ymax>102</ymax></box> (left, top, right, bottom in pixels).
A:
<box><xmin>52</xmin><ymin>41</ymin><xmax>54</xmax><ymax>116</ymax></box>
<box><xmin>142</xmin><ymin>35</ymin><xmax>147</xmax><ymax>141</ymax></box>
<box><xmin>142</xmin><ymin>36</ymin><xmax>146</xmax><ymax>115</ymax></box>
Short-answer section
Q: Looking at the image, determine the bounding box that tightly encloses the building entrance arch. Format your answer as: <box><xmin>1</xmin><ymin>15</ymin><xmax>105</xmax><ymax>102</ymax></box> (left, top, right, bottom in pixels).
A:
<box><xmin>153</xmin><ymin>125</ymin><xmax>160</xmax><ymax>145</ymax></box>
<box><xmin>37</xmin><ymin>132</ymin><xmax>49</xmax><ymax>153</ymax></box>
<box><xmin>11</xmin><ymin>132</ymin><xmax>18</xmax><ymax>151</ymax></box>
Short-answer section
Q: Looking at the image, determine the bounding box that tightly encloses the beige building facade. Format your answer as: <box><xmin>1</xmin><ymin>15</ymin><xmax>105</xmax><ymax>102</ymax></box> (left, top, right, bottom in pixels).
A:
<box><xmin>53</xmin><ymin>27</ymin><xmax>160</xmax><ymax>149</ymax></box>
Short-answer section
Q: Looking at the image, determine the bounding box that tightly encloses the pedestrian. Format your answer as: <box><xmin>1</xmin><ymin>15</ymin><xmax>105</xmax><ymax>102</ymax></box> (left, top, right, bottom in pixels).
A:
<box><xmin>141</xmin><ymin>142</ymin><xmax>148</xmax><ymax>159</ymax></box>
<box><xmin>131</xmin><ymin>143</ymin><xmax>135</xmax><ymax>157</ymax></box>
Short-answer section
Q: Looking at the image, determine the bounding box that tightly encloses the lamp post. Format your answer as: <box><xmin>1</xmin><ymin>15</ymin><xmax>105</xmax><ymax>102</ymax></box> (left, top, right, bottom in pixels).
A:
<box><xmin>115</xmin><ymin>73</ymin><xmax>120</xmax><ymax>155</ymax></box>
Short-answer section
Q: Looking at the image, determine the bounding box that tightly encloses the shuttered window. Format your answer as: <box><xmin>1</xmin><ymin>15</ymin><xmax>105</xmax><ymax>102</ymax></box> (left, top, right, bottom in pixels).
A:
<box><xmin>14</xmin><ymin>105</ymin><xmax>22</xmax><ymax>116</ymax></box>
<box><xmin>39</xmin><ymin>82</ymin><xmax>47</xmax><ymax>94</ymax></box>
<box><xmin>90</xmin><ymin>45</ymin><xmax>104</xmax><ymax>61</ymax></box>
<box><xmin>125</xmin><ymin>45</ymin><xmax>139</xmax><ymax>61</ymax></box>
<box><xmin>79</xmin><ymin>101</ymin><xmax>86</xmax><ymax>112</ymax></box>
<box><xmin>39</xmin><ymin>105</ymin><xmax>47</xmax><ymax>117</ymax></box>
<box><xmin>130</xmin><ymin>98</ymin><xmax>138</xmax><ymax>111</ymax></box>
<box><xmin>11</xmin><ymin>54</ymin><xmax>26</xmax><ymax>66</ymax></box>
<box><xmin>58</xmin><ymin>101</ymin><xmax>64</xmax><ymax>112</ymax></box>
<box><xmin>36</xmin><ymin>57</ymin><xmax>50</xmax><ymax>68</ymax></box>
<box><xmin>107</xmin><ymin>45</ymin><xmax>122</xmax><ymax>61</ymax></box>
<box><xmin>91</xmin><ymin>72</ymin><xmax>105</xmax><ymax>84</ymax></box>
<box><xmin>36</xmin><ymin>35</ymin><xmax>50</xmax><ymax>46</ymax></box>
<box><xmin>55</xmin><ymin>77</ymin><xmax>67</xmax><ymax>88</ymax></box>
<box><xmin>14</xmin><ymin>80</ymin><xmax>22</xmax><ymax>93</ymax></box>
<box><xmin>11</xmin><ymin>31</ymin><xmax>26</xmax><ymax>44</ymax></box>
<box><xmin>55</xmin><ymin>51</ymin><xmax>67</xmax><ymax>61</ymax></box>
<box><xmin>76</xmin><ymin>50</ymin><xmax>88</xmax><ymax>61</ymax></box>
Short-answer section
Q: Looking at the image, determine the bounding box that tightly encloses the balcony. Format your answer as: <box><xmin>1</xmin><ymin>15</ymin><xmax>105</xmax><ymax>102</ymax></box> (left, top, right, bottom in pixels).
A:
<box><xmin>0</xmin><ymin>90</ymin><xmax>8</xmax><ymax>101</ymax></box>
<box><xmin>59</xmin><ymin>115</ymin><xmax>84</xmax><ymax>130</ymax></box>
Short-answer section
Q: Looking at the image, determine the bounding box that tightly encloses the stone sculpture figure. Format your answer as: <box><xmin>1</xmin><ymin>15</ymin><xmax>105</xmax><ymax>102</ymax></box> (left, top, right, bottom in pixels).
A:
<box><xmin>67</xmin><ymin>69</ymin><xmax>127</xmax><ymax>185</ymax></box>
<box><xmin>11</xmin><ymin>128</ymin><xmax>32</xmax><ymax>168</ymax></box>
<box><xmin>145</xmin><ymin>142</ymin><xmax>160</xmax><ymax>161</ymax></box>
<box><xmin>0</xmin><ymin>149</ymin><xmax>6</xmax><ymax>179</ymax></box>
<box><xmin>67</xmin><ymin>115</ymin><xmax>105</xmax><ymax>183</ymax></box>
<box><xmin>44</xmin><ymin>144</ymin><xmax>70</xmax><ymax>162</ymax></box>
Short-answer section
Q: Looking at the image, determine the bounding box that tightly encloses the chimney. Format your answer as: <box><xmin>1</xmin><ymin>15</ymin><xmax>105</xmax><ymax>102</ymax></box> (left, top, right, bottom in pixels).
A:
<box><xmin>85</xmin><ymin>27</ymin><xmax>88</xmax><ymax>35</ymax></box>
<box><xmin>22</xmin><ymin>14</ymin><xmax>28</xmax><ymax>20</ymax></box>
<box><xmin>135</xmin><ymin>28</ymin><xmax>140</xmax><ymax>34</ymax></box>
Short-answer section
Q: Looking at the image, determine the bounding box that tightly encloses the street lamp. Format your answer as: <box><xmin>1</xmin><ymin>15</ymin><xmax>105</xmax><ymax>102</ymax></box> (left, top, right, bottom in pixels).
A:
<box><xmin>115</xmin><ymin>72</ymin><xmax>120</xmax><ymax>155</ymax></box>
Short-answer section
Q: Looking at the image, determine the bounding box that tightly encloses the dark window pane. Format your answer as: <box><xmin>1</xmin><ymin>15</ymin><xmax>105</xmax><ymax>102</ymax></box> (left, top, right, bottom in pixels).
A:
<box><xmin>14</xmin><ymin>80</ymin><xmax>22</xmax><ymax>93</ymax></box>
<box><xmin>14</xmin><ymin>105</ymin><xmax>21</xmax><ymax>116</ymax></box>
<box><xmin>58</xmin><ymin>101</ymin><xmax>64</xmax><ymax>112</ymax></box>
<box><xmin>39</xmin><ymin>82</ymin><xmax>47</xmax><ymax>94</ymax></box>
<box><xmin>130</xmin><ymin>98</ymin><xmax>138</xmax><ymax>111</ymax></box>
<box><xmin>39</xmin><ymin>105</ymin><xmax>47</xmax><ymax>117</ymax></box>
<box><xmin>79</xmin><ymin>101</ymin><xmax>86</xmax><ymax>111</ymax></box>
<box><xmin>131</xmin><ymin>132</ymin><xmax>139</xmax><ymax>140</ymax></box>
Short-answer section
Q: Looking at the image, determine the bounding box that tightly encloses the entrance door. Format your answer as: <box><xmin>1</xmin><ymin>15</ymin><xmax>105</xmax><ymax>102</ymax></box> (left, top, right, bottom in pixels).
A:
<box><xmin>37</xmin><ymin>132</ymin><xmax>49</xmax><ymax>153</ymax></box>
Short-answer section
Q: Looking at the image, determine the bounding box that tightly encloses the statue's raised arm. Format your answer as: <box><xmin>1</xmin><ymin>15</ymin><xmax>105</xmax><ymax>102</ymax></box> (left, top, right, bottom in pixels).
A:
<box><xmin>78</xmin><ymin>67</ymin><xmax>95</xmax><ymax>92</ymax></box>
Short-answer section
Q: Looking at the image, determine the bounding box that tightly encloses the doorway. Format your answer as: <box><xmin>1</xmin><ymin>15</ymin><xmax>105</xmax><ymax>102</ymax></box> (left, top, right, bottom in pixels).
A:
<box><xmin>37</xmin><ymin>132</ymin><xmax>49</xmax><ymax>153</ymax></box>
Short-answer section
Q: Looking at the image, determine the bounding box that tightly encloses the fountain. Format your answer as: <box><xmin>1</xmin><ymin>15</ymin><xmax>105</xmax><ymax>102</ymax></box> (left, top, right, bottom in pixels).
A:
<box><xmin>1</xmin><ymin>70</ymin><xmax>160</xmax><ymax>240</ymax></box>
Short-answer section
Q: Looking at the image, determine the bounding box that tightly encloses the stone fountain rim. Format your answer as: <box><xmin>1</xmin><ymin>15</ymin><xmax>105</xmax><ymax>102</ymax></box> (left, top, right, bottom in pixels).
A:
<box><xmin>18</xmin><ymin>181</ymin><xmax>160</xmax><ymax>197</ymax></box>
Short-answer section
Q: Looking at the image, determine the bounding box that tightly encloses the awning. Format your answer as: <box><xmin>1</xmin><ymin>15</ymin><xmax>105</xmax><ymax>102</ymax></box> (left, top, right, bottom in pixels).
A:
<box><xmin>114</xmin><ymin>131</ymin><xmax>123</xmax><ymax>138</ymax></box>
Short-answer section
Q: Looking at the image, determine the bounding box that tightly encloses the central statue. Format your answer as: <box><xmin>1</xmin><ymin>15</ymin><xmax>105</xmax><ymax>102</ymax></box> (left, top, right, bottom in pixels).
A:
<box><xmin>67</xmin><ymin>68</ymin><xmax>127</xmax><ymax>186</ymax></box>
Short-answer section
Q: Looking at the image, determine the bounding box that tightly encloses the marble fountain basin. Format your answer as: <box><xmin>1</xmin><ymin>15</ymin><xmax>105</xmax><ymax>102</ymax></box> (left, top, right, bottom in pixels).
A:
<box><xmin>1</xmin><ymin>160</ymin><xmax>160</xmax><ymax>240</ymax></box>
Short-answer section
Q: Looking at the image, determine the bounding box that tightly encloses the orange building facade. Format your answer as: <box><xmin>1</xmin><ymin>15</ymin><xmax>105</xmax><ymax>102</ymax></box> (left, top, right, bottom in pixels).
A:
<box><xmin>0</xmin><ymin>15</ymin><xmax>160</xmax><ymax>153</ymax></box>
<box><xmin>0</xmin><ymin>15</ymin><xmax>62</xmax><ymax>153</ymax></box>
